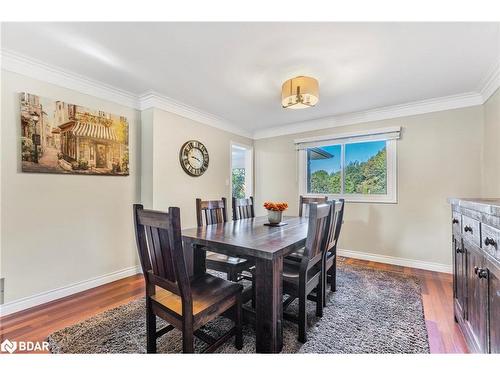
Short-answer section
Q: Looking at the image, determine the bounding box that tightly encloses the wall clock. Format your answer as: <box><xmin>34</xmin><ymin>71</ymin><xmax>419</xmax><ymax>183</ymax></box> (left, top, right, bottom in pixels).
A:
<box><xmin>179</xmin><ymin>140</ymin><xmax>209</xmax><ymax>177</ymax></box>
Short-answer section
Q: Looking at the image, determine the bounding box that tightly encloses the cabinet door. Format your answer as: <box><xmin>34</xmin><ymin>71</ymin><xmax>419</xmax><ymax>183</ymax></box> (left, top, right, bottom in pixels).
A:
<box><xmin>487</xmin><ymin>257</ymin><xmax>500</xmax><ymax>353</ymax></box>
<box><xmin>453</xmin><ymin>235</ymin><xmax>466</xmax><ymax>319</ymax></box>
<box><xmin>465</xmin><ymin>242</ymin><xmax>488</xmax><ymax>353</ymax></box>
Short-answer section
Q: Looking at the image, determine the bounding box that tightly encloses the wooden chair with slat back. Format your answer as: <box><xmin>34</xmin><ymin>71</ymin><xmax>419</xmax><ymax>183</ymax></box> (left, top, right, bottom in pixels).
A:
<box><xmin>323</xmin><ymin>199</ymin><xmax>345</xmax><ymax>303</ymax></box>
<box><xmin>133</xmin><ymin>204</ymin><xmax>243</xmax><ymax>353</ymax></box>
<box><xmin>232</xmin><ymin>196</ymin><xmax>255</xmax><ymax>220</ymax></box>
<box><xmin>282</xmin><ymin>202</ymin><xmax>331</xmax><ymax>343</ymax></box>
<box><xmin>196</xmin><ymin>198</ymin><xmax>253</xmax><ymax>282</ymax></box>
<box><xmin>284</xmin><ymin>195</ymin><xmax>329</xmax><ymax>263</ymax></box>
<box><xmin>298</xmin><ymin>195</ymin><xmax>328</xmax><ymax>217</ymax></box>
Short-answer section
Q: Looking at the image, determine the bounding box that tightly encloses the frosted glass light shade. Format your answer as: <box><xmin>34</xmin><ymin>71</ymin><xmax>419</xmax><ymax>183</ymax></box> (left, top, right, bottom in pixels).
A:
<box><xmin>281</xmin><ymin>76</ymin><xmax>319</xmax><ymax>109</ymax></box>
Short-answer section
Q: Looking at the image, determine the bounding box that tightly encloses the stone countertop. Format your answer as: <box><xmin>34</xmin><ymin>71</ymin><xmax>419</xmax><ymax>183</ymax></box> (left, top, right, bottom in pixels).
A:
<box><xmin>448</xmin><ymin>197</ymin><xmax>500</xmax><ymax>216</ymax></box>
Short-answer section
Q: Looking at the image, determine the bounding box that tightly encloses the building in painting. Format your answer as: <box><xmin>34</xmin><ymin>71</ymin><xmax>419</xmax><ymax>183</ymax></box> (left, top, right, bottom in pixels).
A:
<box><xmin>54</xmin><ymin>103</ymin><xmax>127</xmax><ymax>172</ymax></box>
<box><xmin>20</xmin><ymin>93</ymin><xmax>41</xmax><ymax>139</ymax></box>
<box><xmin>51</xmin><ymin>127</ymin><xmax>61</xmax><ymax>149</ymax></box>
<box><xmin>20</xmin><ymin>93</ymin><xmax>50</xmax><ymax>158</ymax></box>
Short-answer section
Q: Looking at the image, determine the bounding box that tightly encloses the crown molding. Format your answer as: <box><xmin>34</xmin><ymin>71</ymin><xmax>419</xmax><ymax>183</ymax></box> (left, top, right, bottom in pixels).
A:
<box><xmin>1</xmin><ymin>48</ymin><xmax>497</xmax><ymax>141</ymax></box>
<box><xmin>1</xmin><ymin>49</ymin><xmax>140</xmax><ymax>109</ymax></box>
<box><xmin>252</xmin><ymin>92</ymin><xmax>484</xmax><ymax>139</ymax></box>
<box><xmin>479</xmin><ymin>62</ymin><xmax>500</xmax><ymax>103</ymax></box>
<box><xmin>0</xmin><ymin>49</ymin><xmax>252</xmax><ymax>138</ymax></box>
<box><xmin>138</xmin><ymin>91</ymin><xmax>252</xmax><ymax>138</ymax></box>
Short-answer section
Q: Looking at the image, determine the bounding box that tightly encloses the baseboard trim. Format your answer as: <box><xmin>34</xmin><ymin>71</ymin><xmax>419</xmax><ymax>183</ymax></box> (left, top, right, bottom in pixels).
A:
<box><xmin>338</xmin><ymin>248</ymin><xmax>452</xmax><ymax>274</ymax></box>
<box><xmin>0</xmin><ymin>265</ymin><xmax>142</xmax><ymax>317</ymax></box>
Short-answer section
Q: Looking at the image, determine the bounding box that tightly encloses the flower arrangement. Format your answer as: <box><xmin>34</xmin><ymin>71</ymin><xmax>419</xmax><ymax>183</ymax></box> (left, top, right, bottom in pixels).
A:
<box><xmin>263</xmin><ymin>201</ymin><xmax>289</xmax><ymax>212</ymax></box>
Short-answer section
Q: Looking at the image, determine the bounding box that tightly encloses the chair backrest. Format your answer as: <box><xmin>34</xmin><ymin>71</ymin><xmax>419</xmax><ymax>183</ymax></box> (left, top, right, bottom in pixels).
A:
<box><xmin>323</xmin><ymin>199</ymin><xmax>344</xmax><ymax>254</ymax></box>
<box><xmin>196</xmin><ymin>198</ymin><xmax>227</xmax><ymax>227</ymax></box>
<box><xmin>301</xmin><ymin>203</ymin><xmax>331</xmax><ymax>270</ymax></box>
<box><xmin>299</xmin><ymin>195</ymin><xmax>328</xmax><ymax>217</ymax></box>
<box><xmin>133</xmin><ymin>204</ymin><xmax>191</xmax><ymax>305</ymax></box>
<box><xmin>232</xmin><ymin>196</ymin><xmax>255</xmax><ymax>220</ymax></box>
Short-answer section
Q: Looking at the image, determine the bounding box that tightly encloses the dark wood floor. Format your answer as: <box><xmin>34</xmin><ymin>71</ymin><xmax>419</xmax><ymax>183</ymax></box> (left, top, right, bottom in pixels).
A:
<box><xmin>0</xmin><ymin>257</ymin><xmax>468</xmax><ymax>353</ymax></box>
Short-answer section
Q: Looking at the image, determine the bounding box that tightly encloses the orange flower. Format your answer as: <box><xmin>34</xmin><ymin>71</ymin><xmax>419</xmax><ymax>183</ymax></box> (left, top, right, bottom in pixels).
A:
<box><xmin>263</xmin><ymin>201</ymin><xmax>288</xmax><ymax>212</ymax></box>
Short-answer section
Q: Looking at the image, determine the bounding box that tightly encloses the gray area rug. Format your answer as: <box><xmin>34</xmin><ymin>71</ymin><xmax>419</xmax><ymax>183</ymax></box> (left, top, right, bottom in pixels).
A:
<box><xmin>47</xmin><ymin>262</ymin><xmax>430</xmax><ymax>353</ymax></box>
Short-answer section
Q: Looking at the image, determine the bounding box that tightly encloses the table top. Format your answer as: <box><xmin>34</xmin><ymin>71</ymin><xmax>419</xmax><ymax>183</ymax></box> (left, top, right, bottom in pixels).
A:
<box><xmin>182</xmin><ymin>216</ymin><xmax>309</xmax><ymax>260</ymax></box>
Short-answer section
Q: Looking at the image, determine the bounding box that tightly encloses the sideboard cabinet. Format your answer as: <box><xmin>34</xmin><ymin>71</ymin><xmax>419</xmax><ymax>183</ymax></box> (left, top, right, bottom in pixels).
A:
<box><xmin>449</xmin><ymin>198</ymin><xmax>500</xmax><ymax>353</ymax></box>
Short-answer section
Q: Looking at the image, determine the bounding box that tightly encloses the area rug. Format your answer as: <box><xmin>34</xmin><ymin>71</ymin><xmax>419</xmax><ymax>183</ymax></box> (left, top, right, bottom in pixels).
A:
<box><xmin>47</xmin><ymin>261</ymin><xmax>430</xmax><ymax>353</ymax></box>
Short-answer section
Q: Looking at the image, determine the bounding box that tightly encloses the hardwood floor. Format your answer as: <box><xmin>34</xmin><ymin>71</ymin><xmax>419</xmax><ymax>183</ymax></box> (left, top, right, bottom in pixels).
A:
<box><xmin>0</xmin><ymin>258</ymin><xmax>468</xmax><ymax>353</ymax></box>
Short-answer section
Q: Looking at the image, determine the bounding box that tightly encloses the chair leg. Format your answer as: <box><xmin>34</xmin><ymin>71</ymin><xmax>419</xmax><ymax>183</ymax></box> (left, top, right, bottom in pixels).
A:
<box><xmin>298</xmin><ymin>290</ymin><xmax>307</xmax><ymax>343</ymax></box>
<box><xmin>316</xmin><ymin>276</ymin><xmax>324</xmax><ymax>318</ymax></box>
<box><xmin>323</xmin><ymin>259</ymin><xmax>328</xmax><ymax>307</ymax></box>
<box><xmin>182</xmin><ymin>323</ymin><xmax>194</xmax><ymax>353</ymax></box>
<box><xmin>227</xmin><ymin>269</ymin><xmax>237</xmax><ymax>282</ymax></box>
<box><xmin>234</xmin><ymin>296</ymin><xmax>243</xmax><ymax>350</ymax></box>
<box><xmin>330</xmin><ymin>256</ymin><xmax>337</xmax><ymax>292</ymax></box>
<box><xmin>146</xmin><ymin>298</ymin><xmax>157</xmax><ymax>354</ymax></box>
<box><xmin>251</xmin><ymin>275</ymin><xmax>256</xmax><ymax>309</ymax></box>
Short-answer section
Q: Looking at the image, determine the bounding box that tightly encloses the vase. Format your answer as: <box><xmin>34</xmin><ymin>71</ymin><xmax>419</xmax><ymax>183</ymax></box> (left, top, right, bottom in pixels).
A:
<box><xmin>267</xmin><ymin>210</ymin><xmax>283</xmax><ymax>224</ymax></box>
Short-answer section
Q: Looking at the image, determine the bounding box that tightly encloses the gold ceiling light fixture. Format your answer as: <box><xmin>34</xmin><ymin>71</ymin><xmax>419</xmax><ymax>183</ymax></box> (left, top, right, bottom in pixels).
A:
<box><xmin>281</xmin><ymin>76</ymin><xmax>319</xmax><ymax>109</ymax></box>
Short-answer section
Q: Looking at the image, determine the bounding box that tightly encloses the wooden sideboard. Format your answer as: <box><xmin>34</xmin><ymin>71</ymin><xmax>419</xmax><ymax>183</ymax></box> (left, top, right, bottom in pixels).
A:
<box><xmin>449</xmin><ymin>198</ymin><xmax>500</xmax><ymax>353</ymax></box>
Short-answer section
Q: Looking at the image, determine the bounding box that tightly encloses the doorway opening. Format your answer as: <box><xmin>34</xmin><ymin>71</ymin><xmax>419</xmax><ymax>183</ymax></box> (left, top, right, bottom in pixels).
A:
<box><xmin>230</xmin><ymin>143</ymin><xmax>253</xmax><ymax>199</ymax></box>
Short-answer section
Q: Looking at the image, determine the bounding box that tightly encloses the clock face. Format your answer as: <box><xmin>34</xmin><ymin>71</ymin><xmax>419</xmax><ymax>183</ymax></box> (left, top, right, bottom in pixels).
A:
<box><xmin>179</xmin><ymin>140</ymin><xmax>209</xmax><ymax>177</ymax></box>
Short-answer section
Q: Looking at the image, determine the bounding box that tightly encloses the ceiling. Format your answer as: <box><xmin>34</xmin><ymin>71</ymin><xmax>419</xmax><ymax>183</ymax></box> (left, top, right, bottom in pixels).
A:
<box><xmin>2</xmin><ymin>22</ymin><xmax>499</xmax><ymax>136</ymax></box>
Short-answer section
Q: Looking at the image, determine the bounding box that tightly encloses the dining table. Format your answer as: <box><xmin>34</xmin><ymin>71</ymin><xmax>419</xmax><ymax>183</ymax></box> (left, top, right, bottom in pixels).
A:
<box><xmin>182</xmin><ymin>215</ymin><xmax>309</xmax><ymax>353</ymax></box>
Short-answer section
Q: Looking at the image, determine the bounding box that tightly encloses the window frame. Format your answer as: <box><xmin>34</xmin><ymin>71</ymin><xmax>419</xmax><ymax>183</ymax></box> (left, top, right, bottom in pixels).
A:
<box><xmin>298</xmin><ymin>138</ymin><xmax>398</xmax><ymax>204</ymax></box>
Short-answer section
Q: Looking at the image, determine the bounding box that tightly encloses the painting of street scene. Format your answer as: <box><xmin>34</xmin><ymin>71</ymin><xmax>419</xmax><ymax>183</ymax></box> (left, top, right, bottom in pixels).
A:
<box><xmin>20</xmin><ymin>93</ymin><xmax>129</xmax><ymax>175</ymax></box>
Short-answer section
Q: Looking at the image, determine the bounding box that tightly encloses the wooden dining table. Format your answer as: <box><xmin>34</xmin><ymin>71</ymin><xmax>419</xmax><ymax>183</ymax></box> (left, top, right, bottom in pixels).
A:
<box><xmin>182</xmin><ymin>215</ymin><xmax>309</xmax><ymax>353</ymax></box>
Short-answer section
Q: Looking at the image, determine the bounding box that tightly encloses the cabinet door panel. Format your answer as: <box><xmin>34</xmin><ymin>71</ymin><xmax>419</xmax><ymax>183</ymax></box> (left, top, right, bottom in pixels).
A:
<box><xmin>465</xmin><ymin>242</ymin><xmax>488</xmax><ymax>353</ymax></box>
<box><xmin>453</xmin><ymin>236</ymin><xmax>466</xmax><ymax>318</ymax></box>
<box><xmin>488</xmin><ymin>258</ymin><xmax>500</xmax><ymax>353</ymax></box>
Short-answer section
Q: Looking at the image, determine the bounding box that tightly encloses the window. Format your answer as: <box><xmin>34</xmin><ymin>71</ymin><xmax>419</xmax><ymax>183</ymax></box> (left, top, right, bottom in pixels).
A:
<box><xmin>297</xmin><ymin>127</ymin><xmax>399</xmax><ymax>203</ymax></box>
<box><xmin>232</xmin><ymin>168</ymin><xmax>246</xmax><ymax>198</ymax></box>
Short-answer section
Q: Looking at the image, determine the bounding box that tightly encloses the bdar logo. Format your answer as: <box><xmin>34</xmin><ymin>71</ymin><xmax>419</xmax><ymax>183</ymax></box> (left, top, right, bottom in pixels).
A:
<box><xmin>1</xmin><ymin>339</ymin><xmax>17</xmax><ymax>353</ymax></box>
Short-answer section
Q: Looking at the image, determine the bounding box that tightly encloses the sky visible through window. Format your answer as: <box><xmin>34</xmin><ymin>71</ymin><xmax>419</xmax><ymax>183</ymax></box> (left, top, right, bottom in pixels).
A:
<box><xmin>309</xmin><ymin>140</ymin><xmax>386</xmax><ymax>173</ymax></box>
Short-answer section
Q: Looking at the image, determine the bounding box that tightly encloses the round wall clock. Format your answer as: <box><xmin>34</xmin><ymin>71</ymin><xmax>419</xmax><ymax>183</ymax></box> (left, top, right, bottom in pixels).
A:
<box><xmin>179</xmin><ymin>140</ymin><xmax>209</xmax><ymax>177</ymax></box>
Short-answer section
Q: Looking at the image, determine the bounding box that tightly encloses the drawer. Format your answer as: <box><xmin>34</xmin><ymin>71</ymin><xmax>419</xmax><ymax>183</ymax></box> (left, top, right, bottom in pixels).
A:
<box><xmin>481</xmin><ymin>224</ymin><xmax>500</xmax><ymax>261</ymax></box>
<box><xmin>462</xmin><ymin>215</ymin><xmax>481</xmax><ymax>247</ymax></box>
<box><xmin>452</xmin><ymin>211</ymin><xmax>462</xmax><ymax>235</ymax></box>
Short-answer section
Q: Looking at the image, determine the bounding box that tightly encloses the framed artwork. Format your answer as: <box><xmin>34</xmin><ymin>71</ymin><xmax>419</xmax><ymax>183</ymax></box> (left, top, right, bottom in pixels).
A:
<box><xmin>20</xmin><ymin>92</ymin><xmax>129</xmax><ymax>176</ymax></box>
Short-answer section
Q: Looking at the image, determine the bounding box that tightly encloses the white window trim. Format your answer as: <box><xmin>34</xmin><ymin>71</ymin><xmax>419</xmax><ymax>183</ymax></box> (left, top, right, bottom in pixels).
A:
<box><xmin>297</xmin><ymin>130</ymin><xmax>399</xmax><ymax>204</ymax></box>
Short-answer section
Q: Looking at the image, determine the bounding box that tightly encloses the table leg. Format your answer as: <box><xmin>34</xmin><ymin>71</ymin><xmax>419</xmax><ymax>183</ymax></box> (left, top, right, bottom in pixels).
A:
<box><xmin>254</xmin><ymin>256</ymin><xmax>283</xmax><ymax>353</ymax></box>
<box><xmin>188</xmin><ymin>241</ymin><xmax>206</xmax><ymax>277</ymax></box>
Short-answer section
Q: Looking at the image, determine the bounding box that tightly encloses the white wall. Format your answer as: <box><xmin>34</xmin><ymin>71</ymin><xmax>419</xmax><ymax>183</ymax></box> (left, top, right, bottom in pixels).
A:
<box><xmin>1</xmin><ymin>71</ymin><xmax>141</xmax><ymax>304</ymax></box>
<box><xmin>142</xmin><ymin>108</ymin><xmax>253</xmax><ymax>229</ymax></box>
<box><xmin>482</xmin><ymin>88</ymin><xmax>500</xmax><ymax>197</ymax></box>
<box><xmin>255</xmin><ymin>106</ymin><xmax>484</xmax><ymax>268</ymax></box>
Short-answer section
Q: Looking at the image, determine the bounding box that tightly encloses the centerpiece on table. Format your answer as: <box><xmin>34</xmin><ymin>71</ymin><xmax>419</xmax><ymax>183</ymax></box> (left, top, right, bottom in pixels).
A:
<box><xmin>263</xmin><ymin>201</ymin><xmax>289</xmax><ymax>226</ymax></box>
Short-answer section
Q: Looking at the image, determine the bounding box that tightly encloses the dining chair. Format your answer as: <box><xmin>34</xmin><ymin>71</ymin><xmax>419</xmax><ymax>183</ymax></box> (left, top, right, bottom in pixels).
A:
<box><xmin>133</xmin><ymin>204</ymin><xmax>243</xmax><ymax>353</ymax></box>
<box><xmin>232</xmin><ymin>196</ymin><xmax>255</xmax><ymax>220</ymax></box>
<box><xmin>298</xmin><ymin>195</ymin><xmax>328</xmax><ymax>217</ymax></box>
<box><xmin>285</xmin><ymin>195</ymin><xmax>329</xmax><ymax>264</ymax></box>
<box><xmin>282</xmin><ymin>202</ymin><xmax>331</xmax><ymax>343</ymax></box>
<box><xmin>196</xmin><ymin>198</ymin><xmax>253</xmax><ymax>282</ymax></box>
<box><xmin>231</xmin><ymin>196</ymin><xmax>257</xmax><ymax>306</ymax></box>
<box><xmin>323</xmin><ymin>198</ymin><xmax>345</xmax><ymax>302</ymax></box>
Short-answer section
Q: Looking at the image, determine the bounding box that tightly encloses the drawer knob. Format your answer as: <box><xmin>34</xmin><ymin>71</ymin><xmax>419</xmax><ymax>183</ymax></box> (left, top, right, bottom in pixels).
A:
<box><xmin>474</xmin><ymin>266</ymin><xmax>479</xmax><ymax>274</ymax></box>
<box><xmin>456</xmin><ymin>247</ymin><xmax>464</xmax><ymax>254</ymax></box>
<box><xmin>452</xmin><ymin>218</ymin><xmax>459</xmax><ymax>224</ymax></box>
<box><xmin>477</xmin><ymin>268</ymin><xmax>489</xmax><ymax>279</ymax></box>
<box><xmin>484</xmin><ymin>237</ymin><xmax>497</xmax><ymax>247</ymax></box>
<box><xmin>464</xmin><ymin>225</ymin><xmax>473</xmax><ymax>233</ymax></box>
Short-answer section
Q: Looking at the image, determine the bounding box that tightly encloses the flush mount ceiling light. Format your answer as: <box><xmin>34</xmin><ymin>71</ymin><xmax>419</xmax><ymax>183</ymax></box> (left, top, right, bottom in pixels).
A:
<box><xmin>281</xmin><ymin>76</ymin><xmax>319</xmax><ymax>109</ymax></box>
